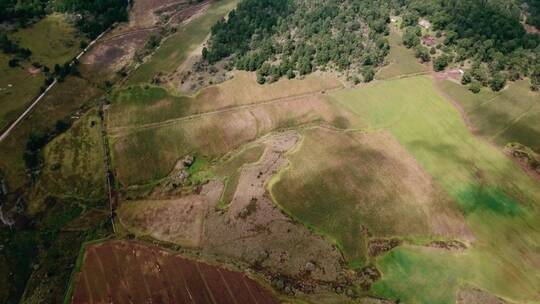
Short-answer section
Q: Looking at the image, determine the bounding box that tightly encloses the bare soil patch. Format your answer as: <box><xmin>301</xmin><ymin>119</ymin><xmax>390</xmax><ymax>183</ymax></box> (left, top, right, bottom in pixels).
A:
<box><xmin>456</xmin><ymin>287</ymin><xmax>507</xmax><ymax>304</ymax></box>
<box><xmin>117</xmin><ymin>132</ymin><xmax>358</xmax><ymax>296</ymax></box>
<box><xmin>117</xmin><ymin>195</ymin><xmax>206</xmax><ymax>247</ymax></box>
<box><xmin>71</xmin><ymin>240</ymin><xmax>279</xmax><ymax>304</ymax></box>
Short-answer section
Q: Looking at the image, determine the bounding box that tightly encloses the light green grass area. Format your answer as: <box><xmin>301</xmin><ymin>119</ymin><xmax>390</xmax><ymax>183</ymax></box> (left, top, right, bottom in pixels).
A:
<box><xmin>439</xmin><ymin>79</ymin><xmax>540</xmax><ymax>152</ymax></box>
<box><xmin>29</xmin><ymin>110</ymin><xmax>107</xmax><ymax>213</ymax></box>
<box><xmin>9</xmin><ymin>14</ymin><xmax>83</xmax><ymax>68</ymax></box>
<box><xmin>0</xmin><ymin>53</ymin><xmax>45</xmax><ymax>130</ymax></box>
<box><xmin>375</xmin><ymin>25</ymin><xmax>428</xmax><ymax>80</ymax></box>
<box><xmin>215</xmin><ymin>144</ymin><xmax>265</xmax><ymax>208</ymax></box>
<box><xmin>108</xmin><ymin>85</ymin><xmax>191</xmax><ymax>127</ymax></box>
<box><xmin>330</xmin><ymin>76</ymin><xmax>540</xmax><ymax>303</ymax></box>
<box><xmin>127</xmin><ymin>0</ymin><xmax>239</xmax><ymax>84</ymax></box>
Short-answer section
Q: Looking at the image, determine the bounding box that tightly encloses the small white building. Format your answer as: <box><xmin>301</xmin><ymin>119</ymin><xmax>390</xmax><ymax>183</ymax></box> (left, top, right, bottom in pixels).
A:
<box><xmin>419</xmin><ymin>18</ymin><xmax>431</xmax><ymax>29</ymax></box>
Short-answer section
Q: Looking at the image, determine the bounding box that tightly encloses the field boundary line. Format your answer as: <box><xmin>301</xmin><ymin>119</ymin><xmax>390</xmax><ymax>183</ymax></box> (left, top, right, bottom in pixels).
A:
<box><xmin>62</xmin><ymin>236</ymin><xmax>115</xmax><ymax>304</ymax></box>
<box><xmin>108</xmin><ymin>85</ymin><xmax>344</xmax><ymax>137</ymax></box>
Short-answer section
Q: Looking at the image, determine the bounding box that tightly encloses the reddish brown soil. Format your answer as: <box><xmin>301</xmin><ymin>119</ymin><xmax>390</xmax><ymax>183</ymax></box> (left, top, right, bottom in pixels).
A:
<box><xmin>71</xmin><ymin>240</ymin><xmax>279</xmax><ymax>304</ymax></box>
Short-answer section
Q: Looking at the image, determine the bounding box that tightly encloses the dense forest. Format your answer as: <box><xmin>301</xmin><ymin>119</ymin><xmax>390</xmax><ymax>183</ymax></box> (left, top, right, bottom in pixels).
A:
<box><xmin>0</xmin><ymin>0</ymin><xmax>128</xmax><ymax>38</ymax></box>
<box><xmin>399</xmin><ymin>0</ymin><xmax>540</xmax><ymax>91</ymax></box>
<box><xmin>204</xmin><ymin>0</ymin><xmax>540</xmax><ymax>89</ymax></box>
<box><xmin>204</xmin><ymin>0</ymin><xmax>397</xmax><ymax>83</ymax></box>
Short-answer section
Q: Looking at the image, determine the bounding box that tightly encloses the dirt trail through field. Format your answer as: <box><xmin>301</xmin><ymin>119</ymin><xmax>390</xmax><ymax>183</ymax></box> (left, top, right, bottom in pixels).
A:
<box><xmin>109</xmin><ymin>86</ymin><xmax>343</xmax><ymax>137</ymax></box>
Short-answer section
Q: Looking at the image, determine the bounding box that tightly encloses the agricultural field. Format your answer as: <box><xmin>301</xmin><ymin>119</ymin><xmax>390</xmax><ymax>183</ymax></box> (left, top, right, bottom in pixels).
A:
<box><xmin>437</xmin><ymin>79</ymin><xmax>540</xmax><ymax>153</ymax></box>
<box><xmin>2</xmin><ymin>0</ymin><xmax>540</xmax><ymax>303</ymax></box>
<box><xmin>329</xmin><ymin>75</ymin><xmax>540</xmax><ymax>303</ymax></box>
<box><xmin>270</xmin><ymin>128</ymin><xmax>470</xmax><ymax>264</ymax></box>
<box><xmin>70</xmin><ymin>240</ymin><xmax>280</xmax><ymax>303</ymax></box>
<box><xmin>108</xmin><ymin>72</ymin><xmax>352</xmax><ymax>186</ymax></box>
<box><xmin>0</xmin><ymin>53</ymin><xmax>45</xmax><ymax>130</ymax></box>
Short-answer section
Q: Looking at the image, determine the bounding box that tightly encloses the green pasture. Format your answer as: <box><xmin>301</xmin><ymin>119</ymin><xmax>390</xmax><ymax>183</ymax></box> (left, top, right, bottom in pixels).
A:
<box><xmin>0</xmin><ymin>53</ymin><xmax>45</xmax><ymax>130</ymax></box>
<box><xmin>439</xmin><ymin>79</ymin><xmax>540</xmax><ymax>152</ymax></box>
<box><xmin>10</xmin><ymin>14</ymin><xmax>83</xmax><ymax>68</ymax></box>
<box><xmin>330</xmin><ymin>75</ymin><xmax>540</xmax><ymax>303</ymax></box>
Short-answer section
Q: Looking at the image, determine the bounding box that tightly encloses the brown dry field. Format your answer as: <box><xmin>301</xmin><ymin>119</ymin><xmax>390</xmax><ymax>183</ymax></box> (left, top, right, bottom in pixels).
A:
<box><xmin>185</xmin><ymin>71</ymin><xmax>344</xmax><ymax>112</ymax></box>
<box><xmin>107</xmin><ymin>71</ymin><xmax>345</xmax><ymax>129</ymax></box>
<box><xmin>111</xmin><ymin>90</ymin><xmax>361</xmax><ymax>185</ymax></box>
<box><xmin>117</xmin><ymin>132</ymin><xmax>354</xmax><ymax>292</ymax></box>
<box><xmin>71</xmin><ymin>240</ymin><xmax>279</xmax><ymax>304</ymax></box>
<box><xmin>117</xmin><ymin>195</ymin><xmax>206</xmax><ymax>247</ymax></box>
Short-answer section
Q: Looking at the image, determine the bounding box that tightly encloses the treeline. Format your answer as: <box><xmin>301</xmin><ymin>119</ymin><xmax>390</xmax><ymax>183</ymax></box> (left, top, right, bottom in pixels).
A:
<box><xmin>524</xmin><ymin>0</ymin><xmax>540</xmax><ymax>28</ymax></box>
<box><xmin>204</xmin><ymin>0</ymin><xmax>398</xmax><ymax>83</ymax></box>
<box><xmin>398</xmin><ymin>0</ymin><xmax>540</xmax><ymax>91</ymax></box>
<box><xmin>0</xmin><ymin>0</ymin><xmax>48</xmax><ymax>22</ymax></box>
<box><xmin>203</xmin><ymin>0</ymin><xmax>293</xmax><ymax>64</ymax></box>
<box><xmin>0</xmin><ymin>0</ymin><xmax>128</xmax><ymax>38</ymax></box>
<box><xmin>55</xmin><ymin>0</ymin><xmax>128</xmax><ymax>38</ymax></box>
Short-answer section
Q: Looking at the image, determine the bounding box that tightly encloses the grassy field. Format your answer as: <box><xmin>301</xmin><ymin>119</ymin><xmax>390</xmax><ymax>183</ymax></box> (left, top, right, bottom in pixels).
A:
<box><xmin>0</xmin><ymin>69</ymin><xmax>102</xmax><ymax>191</ymax></box>
<box><xmin>29</xmin><ymin>109</ymin><xmax>107</xmax><ymax>213</ymax></box>
<box><xmin>9</xmin><ymin>14</ymin><xmax>84</xmax><ymax>68</ymax></box>
<box><xmin>269</xmin><ymin>128</ymin><xmax>468</xmax><ymax>264</ymax></box>
<box><xmin>330</xmin><ymin>75</ymin><xmax>540</xmax><ymax>303</ymax></box>
<box><xmin>127</xmin><ymin>0</ymin><xmax>239</xmax><ymax>84</ymax></box>
<box><xmin>0</xmin><ymin>53</ymin><xmax>45</xmax><ymax>130</ymax></box>
<box><xmin>110</xmin><ymin>91</ymin><xmax>359</xmax><ymax>186</ymax></box>
<box><xmin>110</xmin><ymin>71</ymin><xmax>342</xmax><ymax>128</ymax></box>
<box><xmin>375</xmin><ymin>25</ymin><xmax>429</xmax><ymax>80</ymax></box>
<box><xmin>438</xmin><ymin>79</ymin><xmax>540</xmax><ymax>152</ymax></box>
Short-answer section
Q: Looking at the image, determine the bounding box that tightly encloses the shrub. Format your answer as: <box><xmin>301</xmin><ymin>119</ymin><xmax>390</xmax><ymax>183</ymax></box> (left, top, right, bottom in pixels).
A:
<box><xmin>469</xmin><ymin>81</ymin><xmax>482</xmax><ymax>94</ymax></box>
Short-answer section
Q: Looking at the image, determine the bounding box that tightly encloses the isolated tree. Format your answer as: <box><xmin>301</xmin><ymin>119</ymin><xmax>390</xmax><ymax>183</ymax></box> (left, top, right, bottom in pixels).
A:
<box><xmin>461</xmin><ymin>70</ymin><xmax>472</xmax><ymax>84</ymax></box>
<box><xmin>433</xmin><ymin>55</ymin><xmax>449</xmax><ymax>71</ymax></box>
<box><xmin>469</xmin><ymin>81</ymin><xmax>482</xmax><ymax>94</ymax></box>
<box><xmin>489</xmin><ymin>73</ymin><xmax>507</xmax><ymax>91</ymax></box>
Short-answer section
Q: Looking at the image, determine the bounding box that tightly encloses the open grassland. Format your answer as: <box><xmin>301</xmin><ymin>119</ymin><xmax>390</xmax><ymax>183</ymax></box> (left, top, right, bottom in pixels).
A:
<box><xmin>375</xmin><ymin>25</ymin><xmax>428</xmax><ymax>80</ymax></box>
<box><xmin>127</xmin><ymin>0</ymin><xmax>239</xmax><ymax>84</ymax></box>
<box><xmin>110</xmin><ymin>71</ymin><xmax>343</xmax><ymax>128</ymax></box>
<box><xmin>71</xmin><ymin>240</ymin><xmax>280</xmax><ymax>304</ymax></box>
<box><xmin>0</xmin><ymin>54</ymin><xmax>45</xmax><ymax>130</ymax></box>
<box><xmin>29</xmin><ymin>110</ymin><xmax>106</xmax><ymax>214</ymax></box>
<box><xmin>0</xmin><ymin>69</ymin><xmax>102</xmax><ymax>191</ymax></box>
<box><xmin>109</xmin><ymin>73</ymin><xmax>355</xmax><ymax>186</ymax></box>
<box><xmin>438</xmin><ymin>79</ymin><xmax>540</xmax><ymax>152</ymax></box>
<box><xmin>270</xmin><ymin>128</ymin><xmax>470</xmax><ymax>264</ymax></box>
<box><xmin>330</xmin><ymin>75</ymin><xmax>540</xmax><ymax>303</ymax></box>
<box><xmin>111</xmin><ymin>92</ymin><xmax>360</xmax><ymax>186</ymax></box>
<box><xmin>9</xmin><ymin>14</ymin><xmax>83</xmax><ymax>68</ymax></box>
